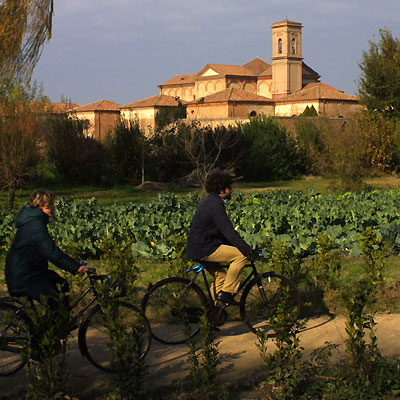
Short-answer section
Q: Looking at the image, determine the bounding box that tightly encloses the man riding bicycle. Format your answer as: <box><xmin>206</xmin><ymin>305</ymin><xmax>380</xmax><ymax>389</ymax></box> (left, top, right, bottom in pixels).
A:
<box><xmin>186</xmin><ymin>171</ymin><xmax>258</xmax><ymax>306</ymax></box>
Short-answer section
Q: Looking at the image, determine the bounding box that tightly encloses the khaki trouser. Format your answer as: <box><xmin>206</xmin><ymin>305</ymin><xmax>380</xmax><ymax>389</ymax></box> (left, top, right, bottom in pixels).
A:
<box><xmin>201</xmin><ymin>244</ymin><xmax>248</xmax><ymax>296</ymax></box>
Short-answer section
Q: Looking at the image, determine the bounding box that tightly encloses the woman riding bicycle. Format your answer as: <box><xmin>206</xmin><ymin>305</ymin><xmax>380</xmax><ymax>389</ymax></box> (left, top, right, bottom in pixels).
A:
<box><xmin>4</xmin><ymin>189</ymin><xmax>87</xmax><ymax>312</ymax></box>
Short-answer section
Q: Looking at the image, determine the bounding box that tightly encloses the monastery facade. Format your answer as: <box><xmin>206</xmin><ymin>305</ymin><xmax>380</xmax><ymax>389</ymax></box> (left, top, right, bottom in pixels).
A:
<box><xmin>71</xmin><ymin>20</ymin><xmax>364</xmax><ymax>137</ymax></box>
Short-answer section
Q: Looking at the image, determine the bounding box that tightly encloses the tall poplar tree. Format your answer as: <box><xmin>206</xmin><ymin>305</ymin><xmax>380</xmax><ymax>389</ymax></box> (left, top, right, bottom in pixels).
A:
<box><xmin>358</xmin><ymin>29</ymin><xmax>400</xmax><ymax>117</ymax></box>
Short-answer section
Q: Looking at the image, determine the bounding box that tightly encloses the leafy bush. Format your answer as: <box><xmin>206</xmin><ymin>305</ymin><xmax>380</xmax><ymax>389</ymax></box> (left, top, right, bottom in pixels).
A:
<box><xmin>295</xmin><ymin>119</ymin><xmax>329</xmax><ymax>175</ymax></box>
<box><xmin>104</xmin><ymin>119</ymin><xmax>145</xmax><ymax>185</ymax></box>
<box><xmin>35</xmin><ymin>162</ymin><xmax>59</xmax><ymax>185</ymax></box>
<box><xmin>44</xmin><ymin>114</ymin><xmax>110</xmax><ymax>185</ymax></box>
<box><xmin>25</xmin><ymin>294</ymin><xmax>72</xmax><ymax>400</ymax></box>
<box><xmin>355</xmin><ymin>111</ymin><xmax>399</xmax><ymax>173</ymax></box>
<box><xmin>185</xmin><ymin>309</ymin><xmax>228</xmax><ymax>400</ymax></box>
<box><xmin>155</xmin><ymin>100</ymin><xmax>186</xmax><ymax>131</ymax></box>
<box><xmin>145</xmin><ymin>126</ymin><xmax>192</xmax><ymax>182</ymax></box>
<box><xmin>237</xmin><ymin>116</ymin><xmax>303</xmax><ymax>181</ymax></box>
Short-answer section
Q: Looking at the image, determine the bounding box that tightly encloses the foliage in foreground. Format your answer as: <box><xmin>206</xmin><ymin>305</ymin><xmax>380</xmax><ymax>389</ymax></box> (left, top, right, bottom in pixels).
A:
<box><xmin>256</xmin><ymin>230</ymin><xmax>400</xmax><ymax>400</ymax></box>
<box><xmin>24</xmin><ymin>294</ymin><xmax>72</xmax><ymax>400</ymax></box>
<box><xmin>185</xmin><ymin>310</ymin><xmax>228</xmax><ymax>400</ymax></box>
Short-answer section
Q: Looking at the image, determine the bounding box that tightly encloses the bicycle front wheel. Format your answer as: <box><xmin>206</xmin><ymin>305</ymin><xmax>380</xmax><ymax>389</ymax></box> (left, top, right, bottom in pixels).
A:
<box><xmin>240</xmin><ymin>272</ymin><xmax>301</xmax><ymax>335</ymax></box>
<box><xmin>0</xmin><ymin>302</ymin><xmax>30</xmax><ymax>376</ymax></box>
<box><xmin>142</xmin><ymin>277</ymin><xmax>207</xmax><ymax>344</ymax></box>
<box><xmin>79</xmin><ymin>301</ymin><xmax>151</xmax><ymax>373</ymax></box>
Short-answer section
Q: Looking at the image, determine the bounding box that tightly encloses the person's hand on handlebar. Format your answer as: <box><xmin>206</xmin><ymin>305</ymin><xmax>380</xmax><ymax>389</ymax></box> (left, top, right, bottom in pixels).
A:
<box><xmin>248</xmin><ymin>249</ymin><xmax>264</xmax><ymax>262</ymax></box>
<box><xmin>78</xmin><ymin>265</ymin><xmax>88</xmax><ymax>274</ymax></box>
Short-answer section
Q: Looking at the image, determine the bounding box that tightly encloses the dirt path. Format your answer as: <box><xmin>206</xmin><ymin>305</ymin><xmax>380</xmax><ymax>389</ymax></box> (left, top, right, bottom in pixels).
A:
<box><xmin>2</xmin><ymin>314</ymin><xmax>400</xmax><ymax>399</ymax></box>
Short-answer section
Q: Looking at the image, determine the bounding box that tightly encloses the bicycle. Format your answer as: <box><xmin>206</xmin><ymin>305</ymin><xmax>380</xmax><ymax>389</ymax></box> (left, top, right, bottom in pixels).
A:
<box><xmin>0</xmin><ymin>268</ymin><xmax>151</xmax><ymax>376</ymax></box>
<box><xmin>141</xmin><ymin>255</ymin><xmax>301</xmax><ymax>344</ymax></box>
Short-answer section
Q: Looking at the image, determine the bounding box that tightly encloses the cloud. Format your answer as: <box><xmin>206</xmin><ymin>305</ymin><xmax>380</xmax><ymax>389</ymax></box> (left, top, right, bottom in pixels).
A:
<box><xmin>32</xmin><ymin>0</ymin><xmax>400</xmax><ymax>104</ymax></box>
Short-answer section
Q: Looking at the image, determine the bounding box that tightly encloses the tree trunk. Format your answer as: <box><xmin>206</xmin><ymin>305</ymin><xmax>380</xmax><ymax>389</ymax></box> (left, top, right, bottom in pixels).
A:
<box><xmin>7</xmin><ymin>185</ymin><xmax>15</xmax><ymax>210</ymax></box>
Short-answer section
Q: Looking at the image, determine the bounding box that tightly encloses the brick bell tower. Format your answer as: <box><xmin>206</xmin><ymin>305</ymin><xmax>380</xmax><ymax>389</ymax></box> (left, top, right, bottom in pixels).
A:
<box><xmin>271</xmin><ymin>20</ymin><xmax>303</xmax><ymax>98</ymax></box>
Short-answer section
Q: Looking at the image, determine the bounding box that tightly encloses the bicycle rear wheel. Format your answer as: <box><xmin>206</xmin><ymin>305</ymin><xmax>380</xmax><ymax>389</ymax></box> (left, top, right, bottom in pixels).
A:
<box><xmin>142</xmin><ymin>277</ymin><xmax>207</xmax><ymax>344</ymax></box>
<box><xmin>240</xmin><ymin>272</ymin><xmax>301</xmax><ymax>335</ymax></box>
<box><xmin>0</xmin><ymin>302</ymin><xmax>30</xmax><ymax>376</ymax></box>
<box><xmin>79</xmin><ymin>301</ymin><xmax>151</xmax><ymax>373</ymax></box>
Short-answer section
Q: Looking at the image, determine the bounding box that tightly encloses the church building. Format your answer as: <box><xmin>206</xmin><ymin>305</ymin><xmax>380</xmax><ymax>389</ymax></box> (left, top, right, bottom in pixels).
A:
<box><xmin>121</xmin><ymin>19</ymin><xmax>363</xmax><ymax>132</ymax></box>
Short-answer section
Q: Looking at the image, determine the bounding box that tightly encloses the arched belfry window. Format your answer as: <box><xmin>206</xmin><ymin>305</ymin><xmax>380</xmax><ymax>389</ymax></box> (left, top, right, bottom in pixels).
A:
<box><xmin>291</xmin><ymin>38</ymin><xmax>296</xmax><ymax>54</ymax></box>
<box><xmin>278</xmin><ymin>38</ymin><xmax>282</xmax><ymax>54</ymax></box>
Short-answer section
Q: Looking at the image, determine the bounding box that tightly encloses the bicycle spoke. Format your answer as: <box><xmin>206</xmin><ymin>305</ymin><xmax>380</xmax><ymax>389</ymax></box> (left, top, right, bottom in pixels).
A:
<box><xmin>0</xmin><ymin>302</ymin><xmax>30</xmax><ymax>376</ymax></box>
<box><xmin>241</xmin><ymin>273</ymin><xmax>301</xmax><ymax>335</ymax></box>
<box><xmin>80</xmin><ymin>302</ymin><xmax>151</xmax><ymax>373</ymax></box>
<box><xmin>142</xmin><ymin>278</ymin><xmax>207</xmax><ymax>344</ymax></box>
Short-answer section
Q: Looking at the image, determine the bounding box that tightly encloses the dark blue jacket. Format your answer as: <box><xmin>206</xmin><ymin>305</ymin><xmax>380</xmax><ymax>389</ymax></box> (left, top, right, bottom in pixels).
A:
<box><xmin>186</xmin><ymin>193</ymin><xmax>253</xmax><ymax>260</ymax></box>
<box><xmin>5</xmin><ymin>206</ymin><xmax>80</xmax><ymax>296</ymax></box>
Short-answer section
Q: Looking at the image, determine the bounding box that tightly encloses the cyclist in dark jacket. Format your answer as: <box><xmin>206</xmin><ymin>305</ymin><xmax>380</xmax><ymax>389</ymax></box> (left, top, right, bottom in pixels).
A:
<box><xmin>186</xmin><ymin>171</ymin><xmax>257</xmax><ymax>306</ymax></box>
<box><xmin>5</xmin><ymin>189</ymin><xmax>87</xmax><ymax>308</ymax></box>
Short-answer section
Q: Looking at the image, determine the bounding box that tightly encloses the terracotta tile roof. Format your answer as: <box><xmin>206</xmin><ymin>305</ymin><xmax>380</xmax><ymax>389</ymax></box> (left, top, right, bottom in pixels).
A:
<box><xmin>192</xmin><ymin>88</ymin><xmax>273</xmax><ymax>104</ymax></box>
<box><xmin>277</xmin><ymin>82</ymin><xmax>359</xmax><ymax>102</ymax></box>
<box><xmin>243</xmin><ymin>57</ymin><xmax>271</xmax><ymax>75</ymax></box>
<box><xmin>121</xmin><ymin>94</ymin><xmax>187</xmax><ymax>109</ymax></box>
<box><xmin>159</xmin><ymin>73</ymin><xmax>196</xmax><ymax>86</ymax></box>
<box><xmin>259</xmin><ymin>65</ymin><xmax>272</xmax><ymax>77</ymax></box>
<box><xmin>198</xmin><ymin>64</ymin><xmax>257</xmax><ymax>77</ymax></box>
<box><xmin>302</xmin><ymin>62</ymin><xmax>320</xmax><ymax>79</ymax></box>
<box><xmin>72</xmin><ymin>100</ymin><xmax>121</xmax><ymax>112</ymax></box>
<box><xmin>48</xmin><ymin>102</ymin><xmax>81</xmax><ymax>113</ymax></box>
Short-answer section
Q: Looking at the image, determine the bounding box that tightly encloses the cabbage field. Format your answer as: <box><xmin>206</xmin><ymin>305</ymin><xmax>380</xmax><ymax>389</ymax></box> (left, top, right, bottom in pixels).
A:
<box><xmin>1</xmin><ymin>189</ymin><xmax>400</xmax><ymax>260</ymax></box>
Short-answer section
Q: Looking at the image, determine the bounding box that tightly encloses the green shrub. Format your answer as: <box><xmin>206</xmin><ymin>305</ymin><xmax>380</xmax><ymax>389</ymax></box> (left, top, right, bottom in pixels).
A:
<box><xmin>44</xmin><ymin>114</ymin><xmax>110</xmax><ymax>186</ymax></box>
<box><xmin>25</xmin><ymin>294</ymin><xmax>72</xmax><ymax>400</ymax></box>
<box><xmin>185</xmin><ymin>309</ymin><xmax>228</xmax><ymax>400</ymax></box>
<box><xmin>237</xmin><ymin>116</ymin><xmax>303</xmax><ymax>181</ymax></box>
<box><xmin>105</xmin><ymin>119</ymin><xmax>145</xmax><ymax>186</ymax></box>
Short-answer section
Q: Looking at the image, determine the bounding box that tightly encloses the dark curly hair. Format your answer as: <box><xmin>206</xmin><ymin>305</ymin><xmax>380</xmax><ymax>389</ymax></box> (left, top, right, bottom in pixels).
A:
<box><xmin>205</xmin><ymin>171</ymin><xmax>232</xmax><ymax>194</ymax></box>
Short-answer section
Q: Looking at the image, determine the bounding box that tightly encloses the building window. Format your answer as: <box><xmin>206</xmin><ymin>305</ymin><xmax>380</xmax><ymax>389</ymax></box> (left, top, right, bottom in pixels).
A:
<box><xmin>291</xmin><ymin>39</ymin><xmax>296</xmax><ymax>54</ymax></box>
<box><xmin>278</xmin><ymin>38</ymin><xmax>282</xmax><ymax>54</ymax></box>
<box><xmin>249</xmin><ymin>111</ymin><xmax>257</xmax><ymax>117</ymax></box>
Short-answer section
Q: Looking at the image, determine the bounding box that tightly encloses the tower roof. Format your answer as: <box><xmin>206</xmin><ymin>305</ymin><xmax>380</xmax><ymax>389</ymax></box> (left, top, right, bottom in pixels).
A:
<box><xmin>271</xmin><ymin>19</ymin><xmax>302</xmax><ymax>28</ymax></box>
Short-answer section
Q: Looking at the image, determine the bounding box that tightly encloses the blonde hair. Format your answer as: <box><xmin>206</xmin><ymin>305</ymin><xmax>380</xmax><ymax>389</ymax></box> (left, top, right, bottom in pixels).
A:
<box><xmin>28</xmin><ymin>189</ymin><xmax>55</xmax><ymax>208</ymax></box>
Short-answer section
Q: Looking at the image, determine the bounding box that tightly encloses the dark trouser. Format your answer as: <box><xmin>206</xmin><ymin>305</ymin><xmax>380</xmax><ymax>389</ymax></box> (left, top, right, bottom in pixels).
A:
<box><xmin>22</xmin><ymin>270</ymin><xmax>70</xmax><ymax>311</ymax></box>
<box><xmin>16</xmin><ymin>271</ymin><xmax>72</xmax><ymax>340</ymax></box>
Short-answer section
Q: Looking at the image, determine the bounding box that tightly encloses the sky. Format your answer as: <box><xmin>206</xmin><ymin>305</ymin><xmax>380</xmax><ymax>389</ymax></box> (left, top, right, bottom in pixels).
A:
<box><xmin>31</xmin><ymin>0</ymin><xmax>400</xmax><ymax>106</ymax></box>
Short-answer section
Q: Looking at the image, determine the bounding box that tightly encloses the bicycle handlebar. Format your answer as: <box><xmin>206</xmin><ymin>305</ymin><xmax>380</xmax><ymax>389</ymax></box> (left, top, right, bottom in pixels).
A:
<box><xmin>85</xmin><ymin>267</ymin><xmax>126</xmax><ymax>298</ymax></box>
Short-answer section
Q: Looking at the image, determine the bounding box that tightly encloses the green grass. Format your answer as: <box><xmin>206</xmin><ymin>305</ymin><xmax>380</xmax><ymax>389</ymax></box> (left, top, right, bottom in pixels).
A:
<box><xmin>3</xmin><ymin>175</ymin><xmax>400</xmax><ymax>209</ymax></box>
<box><xmin>0</xmin><ymin>184</ymin><xmax>199</xmax><ymax>208</ymax></box>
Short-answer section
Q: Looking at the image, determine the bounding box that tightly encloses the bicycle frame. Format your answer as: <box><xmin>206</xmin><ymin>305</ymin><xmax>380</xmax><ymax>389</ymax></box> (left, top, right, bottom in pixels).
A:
<box><xmin>1</xmin><ymin>272</ymin><xmax>103</xmax><ymax>337</ymax></box>
<box><xmin>189</xmin><ymin>260</ymin><xmax>266</xmax><ymax>305</ymax></box>
<box><xmin>68</xmin><ymin>277</ymin><xmax>98</xmax><ymax>320</ymax></box>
